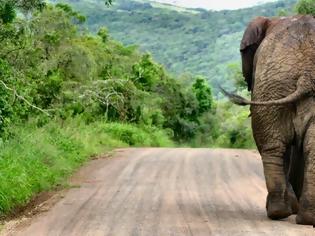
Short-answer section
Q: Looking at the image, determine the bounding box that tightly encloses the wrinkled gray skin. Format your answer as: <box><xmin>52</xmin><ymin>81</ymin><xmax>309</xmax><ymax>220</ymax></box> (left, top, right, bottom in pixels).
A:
<box><xmin>224</xmin><ymin>15</ymin><xmax>315</xmax><ymax>225</ymax></box>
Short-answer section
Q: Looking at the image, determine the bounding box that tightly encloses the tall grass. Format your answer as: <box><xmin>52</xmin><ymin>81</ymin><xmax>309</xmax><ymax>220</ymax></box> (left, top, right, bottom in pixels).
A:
<box><xmin>0</xmin><ymin>118</ymin><xmax>173</xmax><ymax>216</ymax></box>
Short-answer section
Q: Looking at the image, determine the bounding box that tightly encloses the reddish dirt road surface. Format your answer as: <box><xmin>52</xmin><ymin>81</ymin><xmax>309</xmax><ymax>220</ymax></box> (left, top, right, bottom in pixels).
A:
<box><xmin>4</xmin><ymin>148</ymin><xmax>314</xmax><ymax>236</ymax></box>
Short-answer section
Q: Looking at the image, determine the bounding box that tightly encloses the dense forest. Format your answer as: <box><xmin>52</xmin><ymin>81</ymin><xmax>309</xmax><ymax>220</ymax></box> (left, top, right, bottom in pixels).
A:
<box><xmin>0</xmin><ymin>0</ymin><xmax>313</xmax><ymax>218</ymax></box>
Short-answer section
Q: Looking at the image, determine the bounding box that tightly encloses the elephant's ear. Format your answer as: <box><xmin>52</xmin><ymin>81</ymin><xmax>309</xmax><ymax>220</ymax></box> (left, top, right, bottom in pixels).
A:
<box><xmin>240</xmin><ymin>17</ymin><xmax>271</xmax><ymax>91</ymax></box>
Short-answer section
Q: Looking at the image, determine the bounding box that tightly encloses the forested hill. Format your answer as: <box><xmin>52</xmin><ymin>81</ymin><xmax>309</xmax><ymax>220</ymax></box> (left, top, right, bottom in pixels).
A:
<box><xmin>51</xmin><ymin>0</ymin><xmax>295</xmax><ymax>84</ymax></box>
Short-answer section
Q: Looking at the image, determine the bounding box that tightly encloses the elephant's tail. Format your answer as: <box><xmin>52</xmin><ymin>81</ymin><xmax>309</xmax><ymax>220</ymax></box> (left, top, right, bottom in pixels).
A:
<box><xmin>220</xmin><ymin>86</ymin><xmax>308</xmax><ymax>106</ymax></box>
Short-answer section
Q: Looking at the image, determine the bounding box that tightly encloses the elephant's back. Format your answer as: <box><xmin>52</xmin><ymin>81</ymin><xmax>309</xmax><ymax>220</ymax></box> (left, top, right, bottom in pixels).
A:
<box><xmin>253</xmin><ymin>15</ymin><xmax>315</xmax><ymax>101</ymax></box>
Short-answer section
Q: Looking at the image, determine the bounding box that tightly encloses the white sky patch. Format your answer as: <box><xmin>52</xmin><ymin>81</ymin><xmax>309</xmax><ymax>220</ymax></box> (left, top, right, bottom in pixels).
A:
<box><xmin>151</xmin><ymin>0</ymin><xmax>278</xmax><ymax>10</ymax></box>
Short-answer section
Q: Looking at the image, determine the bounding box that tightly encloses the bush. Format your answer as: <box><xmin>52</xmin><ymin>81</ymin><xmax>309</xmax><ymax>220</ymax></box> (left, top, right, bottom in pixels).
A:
<box><xmin>100</xmin><ymin>122</ymin><xmax>173</xmax><ymax>147</ymax></box>
<box><xmin>213</xmin><ymin>102</ymin><xmax>255</xmax><ymax>149</ymax></box>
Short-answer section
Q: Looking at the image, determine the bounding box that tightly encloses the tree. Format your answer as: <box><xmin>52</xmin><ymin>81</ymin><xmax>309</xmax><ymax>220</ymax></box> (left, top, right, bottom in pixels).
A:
<box><xmin>131</xmin><ymin>54</ymin><xmax>163</xmax><ymax>91</ymax></box>
<box><xmin>105</xmin><ymin>0</ymin><xmax>113</xmax><ymax>6</ymax></box>
<box><xmin>192</xmin><ymin>78</ymin><xmax>214</xmax><ymax>114</ymax></box>
<box><xmin>277</xmin><ymin>9</ymin><xmax>289</xmax><ymax>16</ymax></box>
<box><xmin>295</xmin><ymin>0</ymin><xmax>315</xmax><ymax>15</ymax></box>
<box><xmin>0</xmin><ymin>0</ymin><xmax>45</xmax><ymax>24</ymax></box>
<box><xmin>0</xmin><ymin>2</ymin><xmax>16</xmax><ymax>23</ymax></box>
<box><xmin>97</xmin><ymin>27</ymin><xmax>109</xmax><ymax>43</ymax></box>
<box><xmin>227</xmin><ymin>63</ymin><xmax>247</xmax><ymax>91</ymax></box>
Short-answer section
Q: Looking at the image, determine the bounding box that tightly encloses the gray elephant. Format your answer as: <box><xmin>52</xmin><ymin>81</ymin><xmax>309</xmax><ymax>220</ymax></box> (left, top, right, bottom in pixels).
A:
<box><xmin>222</xmin><ymin>15</ymin><xmax>315</xmax><ymax>225</ymax></box>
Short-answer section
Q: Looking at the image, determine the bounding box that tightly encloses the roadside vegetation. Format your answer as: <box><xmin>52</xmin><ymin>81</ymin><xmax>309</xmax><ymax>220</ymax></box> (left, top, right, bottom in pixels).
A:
<box><xmin>0</xmin><ymin>0</ymin><xmax>313</xmax><ymax>217</ymax></box>
<box><xmin>0</xmin><ymin>1</ymin><xmax>215</xmax><ymax>216</ymax></box>
<box><xmin>0</xmin><ymin>119</ymin><xmax>173</xmax><ymax>214</ymax></box>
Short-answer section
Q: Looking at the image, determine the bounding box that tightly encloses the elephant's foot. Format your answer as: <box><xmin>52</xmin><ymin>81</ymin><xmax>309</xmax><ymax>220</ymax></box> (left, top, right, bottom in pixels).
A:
<box><xmin>296</xmin><ymin>211</ymin><xmax>315</xmax><ymax>225</ymax></box>
<box><xmin>296</xmin><ymin>198</ymin><xmax>315</xmax><ymax>225</ymax></box>
<box><xmin>266</xmin><ymin>192</ymin><xmax>292</xmax><ymax>220</ymax></box>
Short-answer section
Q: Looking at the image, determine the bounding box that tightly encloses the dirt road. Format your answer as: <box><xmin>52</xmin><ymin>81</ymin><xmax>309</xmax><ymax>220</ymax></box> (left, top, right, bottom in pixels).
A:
<box><xmin>7</xmin><ymin>148</ymin><xmax>314</xmax><ymax>235</ymax></box>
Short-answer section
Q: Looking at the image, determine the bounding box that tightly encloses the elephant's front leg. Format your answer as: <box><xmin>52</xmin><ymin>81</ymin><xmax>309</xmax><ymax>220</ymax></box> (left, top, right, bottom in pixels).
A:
<box><xmin>296</xmin><ymin>124</ymin><xmax>315</xmax><ymax>225</ymax></box>
<box><xmin>261</xmin><ymin>144</ymin><xmax>294</xmax><ymax>219</ymax></box>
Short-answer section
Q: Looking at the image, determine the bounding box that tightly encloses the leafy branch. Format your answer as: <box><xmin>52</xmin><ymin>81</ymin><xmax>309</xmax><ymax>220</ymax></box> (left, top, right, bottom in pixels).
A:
<box><xmin>0</xmin><ymin>80</ymin><xmax>50</xmax><ymax>116</ymax></box>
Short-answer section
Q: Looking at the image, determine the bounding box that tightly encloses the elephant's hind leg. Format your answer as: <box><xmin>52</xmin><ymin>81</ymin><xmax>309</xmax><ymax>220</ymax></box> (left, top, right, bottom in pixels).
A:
<box><xmin>252</xmin><ymin>106</ymin><xmax>295</xmax><ymax>219</ymax></box>
<box><xmin>296</xmin><ymin>123</ymin><xmax>315</xmax><ymax>225</ymax></box>
<box><xmin>261</xmin><ymin>144</ymin><xmax>294</xmax><ymax>220</ymax></box>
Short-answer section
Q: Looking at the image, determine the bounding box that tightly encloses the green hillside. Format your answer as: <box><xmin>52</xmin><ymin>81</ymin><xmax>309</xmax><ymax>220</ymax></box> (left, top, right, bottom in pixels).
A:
<box><xmin>51</xmin><ymin>0</ymin><xmax>296</xmax><ymax>84</ymax></box>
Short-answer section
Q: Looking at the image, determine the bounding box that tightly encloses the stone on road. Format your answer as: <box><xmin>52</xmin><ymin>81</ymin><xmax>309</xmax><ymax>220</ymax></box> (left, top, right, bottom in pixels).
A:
<box><xmin>8</xmin><ymin>149</ymin><xmax>314</xmax><ymax>235</ymax></box>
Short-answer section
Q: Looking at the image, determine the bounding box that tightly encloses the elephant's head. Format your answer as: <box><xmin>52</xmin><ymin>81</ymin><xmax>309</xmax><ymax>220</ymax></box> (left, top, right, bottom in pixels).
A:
<box><xmin>240</xmin><ymin>17</ymin><xmax>281</xmax><ymax>91</ymax></box>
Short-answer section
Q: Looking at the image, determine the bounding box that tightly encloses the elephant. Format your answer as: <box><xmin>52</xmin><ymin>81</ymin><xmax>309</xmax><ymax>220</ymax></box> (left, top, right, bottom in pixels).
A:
<box><xmin>222</xmin><ymin>15</ymin><xmax>315</xmax><ymax>225</ymax></box>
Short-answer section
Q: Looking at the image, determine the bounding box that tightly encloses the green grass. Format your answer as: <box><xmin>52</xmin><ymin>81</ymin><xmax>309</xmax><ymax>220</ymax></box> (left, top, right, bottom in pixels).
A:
<box><xmin>0</xmin><ymin>118</ymin><xmax>173</xmax><ymax>216</ymax></box>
